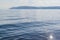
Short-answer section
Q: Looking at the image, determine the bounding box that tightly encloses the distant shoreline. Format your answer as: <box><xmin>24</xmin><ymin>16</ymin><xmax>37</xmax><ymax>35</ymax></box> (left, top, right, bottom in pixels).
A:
<box><xmin>10</xmin><ymin>6</ymin><xmax>60</xmax><ymax>9</ymax></box>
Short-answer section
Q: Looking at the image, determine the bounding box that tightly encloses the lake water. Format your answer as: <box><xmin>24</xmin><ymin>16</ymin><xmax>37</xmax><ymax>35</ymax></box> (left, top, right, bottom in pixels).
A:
<box><xmin>0</xmin><ymin>9</ymin><xmax>60</xmax><ymax>40</ymax></box>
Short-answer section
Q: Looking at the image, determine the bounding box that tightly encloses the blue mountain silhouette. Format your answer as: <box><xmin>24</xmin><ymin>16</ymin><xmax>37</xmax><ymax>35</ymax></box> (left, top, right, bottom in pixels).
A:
<box><xmin>10</xmin><ymin>6</ymin><xmax>60</xmax><ymax>9</ymax></box>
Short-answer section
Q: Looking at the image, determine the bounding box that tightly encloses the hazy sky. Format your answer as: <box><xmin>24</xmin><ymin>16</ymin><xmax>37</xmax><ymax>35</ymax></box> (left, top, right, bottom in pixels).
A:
<box><xmin>0</xmin><ymin>0</ymin><xmax>60</xmax><ymax>9</ymax></box>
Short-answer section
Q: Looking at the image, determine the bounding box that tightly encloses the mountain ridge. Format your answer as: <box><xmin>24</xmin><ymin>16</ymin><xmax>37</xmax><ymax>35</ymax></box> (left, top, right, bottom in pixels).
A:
<box><xmin>10</xmin><ymin>6</ymin><xmax>60</xmax><ymax>9</ymax></box>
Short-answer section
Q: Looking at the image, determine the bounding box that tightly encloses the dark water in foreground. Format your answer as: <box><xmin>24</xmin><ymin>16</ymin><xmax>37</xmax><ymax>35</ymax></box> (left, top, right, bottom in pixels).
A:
<box><xmin>0</xmin><ymin>10</ymin><xmax>60</xmax><ymax>40</ymax></box>
<box><xmin>0</xmin><ymin>21</ymin><xmax>60</xmax><ymax>40</ymax></box>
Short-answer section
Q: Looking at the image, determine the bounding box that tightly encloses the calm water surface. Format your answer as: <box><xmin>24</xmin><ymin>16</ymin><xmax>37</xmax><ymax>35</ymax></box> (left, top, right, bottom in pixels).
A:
<box><xmin>0</xmin><ymin>9</ymin><xmax>60</xmax><ymax>40</ymax></box>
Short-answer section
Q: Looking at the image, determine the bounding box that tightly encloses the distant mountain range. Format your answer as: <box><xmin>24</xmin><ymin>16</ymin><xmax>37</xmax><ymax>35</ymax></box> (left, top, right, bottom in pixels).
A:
<box><xmin>10</xmin><ymin>6</ymin><xmax>60</xmax><ymax>9</ymax></box>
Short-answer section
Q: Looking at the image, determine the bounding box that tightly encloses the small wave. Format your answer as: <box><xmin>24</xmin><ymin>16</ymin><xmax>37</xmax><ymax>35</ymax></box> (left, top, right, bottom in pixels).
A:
<box><xmin>0</xmin><ymin>32</ymin><xmax>48</xmax><ymax>40</ymax></box>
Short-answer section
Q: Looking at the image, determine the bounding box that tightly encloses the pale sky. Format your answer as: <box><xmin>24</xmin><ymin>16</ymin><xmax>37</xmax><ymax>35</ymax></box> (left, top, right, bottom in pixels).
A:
<box><xmin>0</xmin><ymin>0</ymin><xmax>60</xmax><ymax>9</ymax></box>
